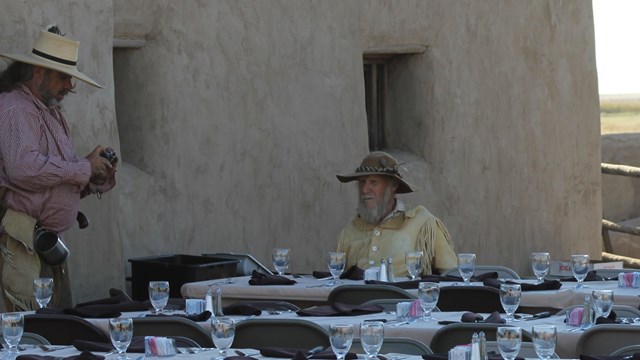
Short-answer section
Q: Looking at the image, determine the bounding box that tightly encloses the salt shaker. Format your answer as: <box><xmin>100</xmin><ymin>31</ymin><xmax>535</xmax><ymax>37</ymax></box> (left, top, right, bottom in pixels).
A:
<box><xmin>379</xmin><ymin>259</ymin><xmax>388</xmax><ymax>282</ymax></box>
<box><xmin>204</xmin><ymin>287</ymin><xmax>214</xmax><ymax>314</ymax></box>
<box><xmin>214</xmin><ymin>287</ymin><xmax>224</xmax><ymax>316</ymax></box>
<box><xmin>386</xmin><ymin>257</ymin><xmax>395</xmax><ymax>283</ymax></box>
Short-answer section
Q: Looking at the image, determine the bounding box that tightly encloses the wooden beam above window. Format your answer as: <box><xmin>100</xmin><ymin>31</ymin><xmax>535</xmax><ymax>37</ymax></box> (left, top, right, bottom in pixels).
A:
<box><xmin>363</xmin><ymin>44</ymin><xmax>427</xmax><ymax>60</ymax></box>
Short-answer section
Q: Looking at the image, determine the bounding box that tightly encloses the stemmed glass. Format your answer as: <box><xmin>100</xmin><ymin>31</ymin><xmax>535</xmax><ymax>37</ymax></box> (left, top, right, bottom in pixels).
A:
<box><xmin>405</xmin><ymin>251</ymin><xmax>423</xmax><ymax>280</ymax></box>
<box><xmin>329</xmin><ymin>324</ymin><xmax>354</xmax><ymax>360</ymax></box>
<box><xmin>148</xmin><ymin>281</ymin><xmax>170</xmax><ymax>313</ymax></box>
<box><xmin>33</xmin><ymin>277</ymin><xmax>54</xmax><ymax>308</ymax></box>
<box><xmin>360</xmin><ymin>321</ymin><xmax>384</xmax><ymax>360</ymax></box>
<box><xmin>531</xmin><ymin>252</ymin><xmax>551</xmax><ymax>283</ymax></box>
<box><xmin>211</xmin><ymin>317</ymin><xmax>235</xmax><ymax>359</ymax></box>
<box><xmin>328</xmin><ymin>252</ymin><xmax>346</xmax><ymax>286</ymax></box>
<box><xmin>272</xmin><ymin>248</ymin><xmax>291</xmax><ymax>276</ymax></box>
<box><xmin>571</xmin><ymin>254</ymin><xmax>590</xmax><ymax>289</ymax></box>
<box><xmin>418</xmin><ymin>282</ymin><xmax>440</xmax><ymax>321</ymax></box>
<box><xmin>592</xmin><ymin>290</ymin><xmax>614</xmax><ymax>318</ymax></box>
<box><xmin>457</xmin><ymin>253</ymin><xmax>476</xmax><ymax>285</ymax></box>
<box><xmin>109</xmin><ymin>317</ymin><xmax>133</xmax><ymax>360</ymax></box>
<box><xmin>496</xmin><ymin>326</ymin><xmax>522</xmax><ymax>360</ymax></box>
<box><xmin>499</xmin><ymin>284</ymin><xmax>522</xmax><ymax>322</ymax></box>
<box><xmin>532</xmin><ymin>325</ymin><xmax>557</xmax><ymax>360</ymax></box>
<box><xmin>2</xmin><ymin>313</ymin><xmax>24</xmax><ymax>355</ymax></box>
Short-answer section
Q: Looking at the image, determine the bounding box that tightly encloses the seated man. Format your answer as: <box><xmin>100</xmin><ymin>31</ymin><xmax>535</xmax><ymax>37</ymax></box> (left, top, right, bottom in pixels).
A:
<box><xmin>336</xmin><ymin>151</ymin><xmax>456</xmax><ymax>278</ymax></box>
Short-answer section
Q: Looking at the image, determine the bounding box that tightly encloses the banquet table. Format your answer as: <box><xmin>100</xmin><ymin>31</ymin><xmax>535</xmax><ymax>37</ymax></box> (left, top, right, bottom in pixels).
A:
<box><xmin>80</xmin><ymin>308</ymin><xmax>633</xmax><ymax>359</ymax></box>
<box><xmin>180</xmin><ymin>275</ymin><xmax>640</xmax><ymax>310</ymax></box>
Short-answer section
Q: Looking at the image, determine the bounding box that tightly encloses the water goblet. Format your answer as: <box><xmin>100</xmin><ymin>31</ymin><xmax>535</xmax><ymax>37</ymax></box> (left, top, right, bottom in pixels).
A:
<box><xmin>405</xmin><ymin>251</ymin><xmax>423</xmax><ymax>280</ymax></box>
<box><xmin>532</xmin><ymin>325</ymin><xmax>557</xmax><ymax>360</ymax></box>
<box><xmin>211</xmin><ymin>317</ymin><xmax>235</xmax><ymax>359</ymax></box>
<box><xmin>360</xmin><ymin>321</ymin><xmax>384</xmax><ymax>360</ymax></box>
<box><xmin>33</xmin><ymin>277</ymin><xmax>54</xmax><ymax>308</ymax></box>
<box><xmin>499</xmin><ymin>284</ymin><xmax>522</xmax><ymax>322</ymax></box>
<box><xmin>592</xmin><ymin>290</ymin><xmax>614</xmax><ymax>318</ymax></box>
<box><xmin>148</xmin><ymin>281</ymin><xmax>170</xmax><ymax>313</ymax></box>
<box><xmin>272</xmin><ymin>248</ymin><xmax>291</xmax><ymax>275</ymax></box>
<box><xmin>457</xmin><ymin>253</ymin><xmax>476</xmax><ymax>285</ymax></box>
<box><xmin>329</xmin><ymin>324</ymin><xmax>354</xmax><ymax>360</ymax></box>
<box><xmin>2</xmin><ymin>313</ymin><xmax>24</xmax><ymax>354</ymax></box>
<box><xmin>328</xmin><ymin>252</ymin><xmax>346</xmax><ymax>285</ymax></box>
<box><xmin>109</xmin><ymin>317</ymin><xmax>133</xmax><ymax>360</ymax></box>
<box><xmin>571</xmin><ymin>254</ymin><xmax>590</xmax><ymax>289</ymax></box>
<box><xmin>531</xmin><ymin>252</ymin><xmax>551</xmax><ymax>283</ymax></box>
<box><xmin>418</xmin><ymin>282</ymin><xmax>440</xmax><ymax>321</ymax></box>
<box><xmin>496</xmin><ymin>326</ymin><xmax>522</xmax><ymax>360</ymax></box>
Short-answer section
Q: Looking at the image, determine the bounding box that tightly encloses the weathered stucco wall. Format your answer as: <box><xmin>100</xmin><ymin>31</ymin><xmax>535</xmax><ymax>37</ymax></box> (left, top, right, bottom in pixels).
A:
<box><xmin>1</xmin><ymin>0</ymin><xmax>601</xmax><ymax>302</ymax></box>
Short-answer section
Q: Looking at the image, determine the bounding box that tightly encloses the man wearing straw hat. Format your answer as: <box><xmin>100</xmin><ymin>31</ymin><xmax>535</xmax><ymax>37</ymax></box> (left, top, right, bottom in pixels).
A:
<box><xmin>336</xmin><ymin>151</ymin><xmax>456</xmax><ymax>278</ymax></box>
<box><xmin>0</xmin><ymin>25</ymin><xmax>117</xmax><ymax>310</ymax></box>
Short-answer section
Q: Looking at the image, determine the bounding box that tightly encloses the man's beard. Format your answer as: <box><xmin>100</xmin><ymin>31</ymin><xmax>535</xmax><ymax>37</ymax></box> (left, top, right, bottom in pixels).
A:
<box><xmin>38</xmin><ymin>84</ymin><xmax>64</xmax><ymax>108</ymax></box>
<box><xmin>357</xmin><ymin>186</ymin><xmax>394</xmax><ymax>225</ymax></box>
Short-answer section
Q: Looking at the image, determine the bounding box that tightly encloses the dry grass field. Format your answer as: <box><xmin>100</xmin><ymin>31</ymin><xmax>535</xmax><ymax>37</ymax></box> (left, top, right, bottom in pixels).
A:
<box><xmin>600</xmin><ymin>95</ymin><xmax>640</xmax><ymax>134</ymax></box>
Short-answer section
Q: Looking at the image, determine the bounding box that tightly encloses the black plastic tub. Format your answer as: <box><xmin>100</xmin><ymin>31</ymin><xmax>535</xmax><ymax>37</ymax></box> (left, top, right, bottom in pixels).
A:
<box><xmin>128</xmin><ymin>254</ymin><xmax>240</xmax><ymax>300</ymax></box>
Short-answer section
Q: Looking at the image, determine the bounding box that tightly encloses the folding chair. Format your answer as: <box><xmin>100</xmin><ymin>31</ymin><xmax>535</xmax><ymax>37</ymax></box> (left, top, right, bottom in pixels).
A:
<box><xmin>132</xmin><ymin>316</ymin><xmax>214</xmax><ymax>347</ymax></box>
<box><xmin>441</xmin><ymin>265</ymin><xmax>521</xmax><ymax>280</ymax></box>
<box><xmin>436</xmin><ymin>286</ymin><xmax>506</xmax><ymax>313</ymax></box>
<box><xmin>556</xmin><ymin>304</ymin><xmax>640</xmax><ymax>318</ymax></box>
<box><xmin>327</xmin><ymin>284</ymin><xmax>416</xmax><ymax>305</ymax></box>
<box><xmin>24</xmin><ymin>314</ymin><xmax>110</xmax><ymax>345</ymax></box>
<box><xmin>361</xmin><ymin>298</ymin><xmax>440</xmax><ymax>312</ymax></box>
<box><xmin>430</xmin><ymin>323</ymin><xmax>531</xmax><ymax>354</ymax></box>
<box><xmin>233</xmin><ymin>318</ymin><xmax>330</xmax><ymax>349</ymax></box>
<box><xmin>611</xmin><ymin>345</ymin><xmax>640</xmax><ymax>356</ymax></box>
<box><xmin>574</xmin><ymin>324</ymin><xmax>640</xmax><ymax>356</ymax></box>
<box><xmin>351</xmin><ymin>337</ymin><xmax>433</xmax><ymax>355</ymax></box>
<box><xmin>485</xmin><ymin>341</ymin><xmax>559</xmax><ymax>359</ymax></box>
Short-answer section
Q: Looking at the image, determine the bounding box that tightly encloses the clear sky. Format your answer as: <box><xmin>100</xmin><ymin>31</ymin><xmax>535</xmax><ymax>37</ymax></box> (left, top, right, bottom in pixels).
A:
<box><xmin>593</xmin><ymin>0</ymin><xmax>640</xmax><ymax>95</ymax></box>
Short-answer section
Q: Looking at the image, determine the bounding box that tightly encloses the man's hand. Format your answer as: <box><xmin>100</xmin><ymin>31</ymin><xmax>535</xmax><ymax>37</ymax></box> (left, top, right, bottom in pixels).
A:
<box><xmin>86</xmin><ymin>145</ymin><xmax>113</xmax><ymax>182</ymax></box>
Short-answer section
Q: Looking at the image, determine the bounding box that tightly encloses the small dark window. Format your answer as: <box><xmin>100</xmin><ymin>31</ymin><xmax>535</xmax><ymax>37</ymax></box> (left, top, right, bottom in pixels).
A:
<box><xmin>364</xmin><ymin>61</ymin><xmax>386</xmax><ymax>151</ymax></box>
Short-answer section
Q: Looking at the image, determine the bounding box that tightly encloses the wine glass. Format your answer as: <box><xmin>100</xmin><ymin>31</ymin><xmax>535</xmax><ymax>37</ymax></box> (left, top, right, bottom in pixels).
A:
<box><xmin>531</xmin><ymin>252</ymin><xmax>551</xmax><ymax>283</ymax></box>
<box><xmin>532</xmin><ymin>325</ymin><xmax>557</xmax><ymax>360</ymax></box>
<box><xmin>272</xmin><ymin>248</ymin><xmax>291</xmax><ymax>275</ymax></box>
<box><xmin>109</xmin><ymin>317</ymin><xmax>133</xmax><ymax>360</ymax></box>
<box><xmin>418</xmin><ymin>282</ymin><xmax>440</xmax><ymax>321</ymax></box>
<box><xmin>499</xmin><ymin>284</ymin><xmax>521</xmax><ymax>322</ymax></box>
<box><xmin>148</xmin><ymin>281</ymin><xmax>170</xmax><ymax>313</ymax></box>
<box><xmin>457</xmin><ymin>253</ymin><xmax>476</xmax><ymax>285</ymax></box>
<box><xmin>360</xmin><ymin>321</ymin><xmax>384</xmax><ymax>360</ymax></box>
<box><xmin>405</xmin><ymin>251</ymin><xmax>423</xmax><ymax>280</ymax></box>
<box><xmin>496</xmin><ymin>326</ymin><xmax>522</xmax><ymax>360</ymax></box>
<box><xmin>571</xmin><ymin>254</ymin><xmax>590</xmax><ymax>289</ymax></box>
<box><xmin>2</xmin><ymin>313</ymin><xmax>24</xmax><ymax>355</ymax></box>
<box><xmin>33</xmin><ymin>277</ymin><xmax>54</xmax><ymax>308</ymax></box>
<box><xmin>329</xmin><ymin>324</ymin><xmax>354</xmax><ymax>360</ymax></box>
<box><xmin>211</xmin><ymin>317</ymin><xmax>235</xmax><ymax>358</ymax></box>
<box><xmin>592</xmin><ymin>290</ymin><xmax>614</xmax><ymax>318</ymax></box>
<box><xmin>328</xmin><ymin>252</ymin><xmax>346</xmax><ymax>286</ymax></box>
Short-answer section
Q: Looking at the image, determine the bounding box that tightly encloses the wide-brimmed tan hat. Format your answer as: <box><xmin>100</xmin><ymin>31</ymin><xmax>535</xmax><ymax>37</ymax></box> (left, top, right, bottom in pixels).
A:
<box><xmin>0</xmin><ymin>29</ymin><xmax>102</xmax><ymax>88</ymax></box>
<box><xmin>336</xmin><ymin>151</ymin><xmax>416</xmax><ymax>193</ymax></box>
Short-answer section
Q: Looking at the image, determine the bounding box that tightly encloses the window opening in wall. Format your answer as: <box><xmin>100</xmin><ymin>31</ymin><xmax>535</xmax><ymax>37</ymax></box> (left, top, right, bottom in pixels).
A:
<box><xmin>364</xmin><ymin>60</ymin><xmax>386</xmax><ymax>151</ymax></box>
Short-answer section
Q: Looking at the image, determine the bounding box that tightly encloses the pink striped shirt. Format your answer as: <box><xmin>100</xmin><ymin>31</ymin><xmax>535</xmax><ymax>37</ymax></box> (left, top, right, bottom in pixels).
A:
<box><xmin>0</xmin><ymin>84</ymin><xmax>91</xmax><ymax>233</ymax></box>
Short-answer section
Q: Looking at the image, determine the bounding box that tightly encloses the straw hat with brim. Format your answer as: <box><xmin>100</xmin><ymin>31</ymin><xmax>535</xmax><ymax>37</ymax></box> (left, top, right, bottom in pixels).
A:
<box><xmin>0</xmin><ymin>30</ymin><xmax>102</xmax><ymax>88</ymax></box>
<box><xmin>336</xmin><ymin>151</ymin><xmax>416</xmax><ymax>194</ymax></box>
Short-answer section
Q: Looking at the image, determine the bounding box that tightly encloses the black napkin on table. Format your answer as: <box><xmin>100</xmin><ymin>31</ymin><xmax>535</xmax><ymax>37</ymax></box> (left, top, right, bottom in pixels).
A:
<box><xmin>482</xmin><ymin>278</ymin><xmax>562</xmax><ymax>291</ymax></box>
<box><xmin>222</xmin><ymin>302</ymin><xmax>263</xmax><ymax>316</ymax></box>
<box><xmin>296</xmin><ymin>302</ymin><xmax>383</xmax><ymax>317</ymax></box>
<box><xmin>17</xmin><ymin>351</ymin><xmax>105</xmax><ymax>360</ymax></box>
<box><xmin>74</xmin><ymin>337</ymin><xmax>146</xmax><ymax>353</ymax></box>
<box><xmin>249</xmin><ymin>270</ymin><xmax>297</xmax><ymax>285</ymax></box>
<box><xmin>312</xmin><ymin>265</ymin><xmax>365</xmax><ymax>280</ymax></box>
<box><xmin>580</xmin><ymin>354</ymin><xmax>640</xmax><ymax>360</ymax></box>
<box><xmin>594</xmin><ymin>310</ymin><xmax>621</xmax><ymax>325</ymax></box>
<box><xmin>460</xmin><ymin>311</ymin><xmax>506</xmax><ymax>324</ymax></box>
<box><xmin>145</xmin><ymin>310</ymin><xmax>212</xmax><ymax>322</ymax></box>
<box><xmin>261</xmin><ymin>347</ymin><xmax>357</xmax><ymax>359</ymax></box>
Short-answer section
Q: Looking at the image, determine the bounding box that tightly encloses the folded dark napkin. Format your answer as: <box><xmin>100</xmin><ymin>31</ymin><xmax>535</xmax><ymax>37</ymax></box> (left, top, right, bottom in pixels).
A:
<box><xmin>483</xmin><ymin>278</ymin><xmax>562</xmax><ymax>291</ymax></box>
<box><xmin>249</xmin><ymin>270</ymin><xmax>297</xmax><ymax>285</ymax></box>
<box><xmin>74</xmin><ymin>337</ymin><xmax>146</xmax><ymax>353</ymax></box>
<box><xmin>560</xmin><ymin>270</ymin><xmax>599</xmax><ymax>282</ymax></box>
<box><xmin>423</xmin><ymin>353</ymin><xmax>524</xmax><ymax>360</ymax></box>
<box><xmin>296</xmin><ymin>302</ymin><xmax>383</xmax><ymax>317</ymax></box>
<box><xmin>461</xmin><ymin>311</ymin><xmax>506</xmax><ymax>324</ymax></box>
<box><xmin>595</xmin><ymin>310</ymin><xmax>621</xmax><ymax>325</ymax></box>
<box><xmin>17</xmin><ymin>351</ymin><xmax>104</xmax><ymax>360</ymax></box>
<box><xmin>222</xmin><ymin>302</ymin><xmax>262</xmax><ymax>316</ymax></box>
<box><xmin>145</xmin><ymin>310</ymin><xmax>212</xmax><ymax>322</ymax></box>
<box><xmin>580</xmin><ymin>354</ymin><xmax>640</xmax><ymax>360</ymax></box>
<box><xmin>261</xmin><ymin>347</ymin><xmax>357</xmax><ymax>359</ymax></box>
<box><xmin>312</xmin><ymin>265</ymin><xmax>365</xmax><ymax>280</ymax></box>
